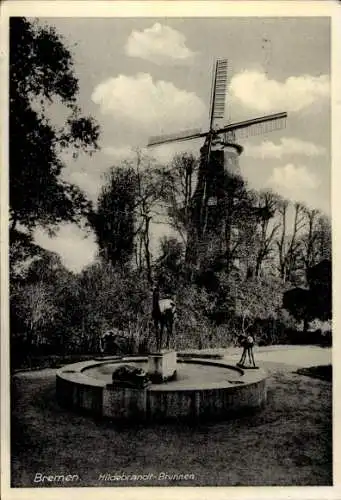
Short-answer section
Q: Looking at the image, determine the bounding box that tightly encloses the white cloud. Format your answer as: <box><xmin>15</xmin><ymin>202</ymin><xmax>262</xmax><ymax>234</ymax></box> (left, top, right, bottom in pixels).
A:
<box><xmin>244</xmin><ymin>137</ymin><xmax>327</xmax><ymax>159</ymax></box>
<box><xmin>268</xmin><ymin>163</ymin><xmax>320</xmax><ymax>191</ymax></box>
<box><xmin>92</xmin><ymin>73</ymin><xmax>206</xmax><ymax>136</ymax></box>
<box><xmin>125</xmin><ymin>23</ymin><xmax>195</xmax><ymax>64</ymax></box>
<box><xmin>34</xmin><ymin>224</ymin><xmax>98</xmax><ymax>273</ymax></box>
<box><xmin>266</xmin><ymin>163</ymin><xmax>322</xmax><ymax>209</ymax></box>
<box><xmin>230</xmin><ymin>71</ymin><xmax>330</xmax><ymax>113</ymax></box>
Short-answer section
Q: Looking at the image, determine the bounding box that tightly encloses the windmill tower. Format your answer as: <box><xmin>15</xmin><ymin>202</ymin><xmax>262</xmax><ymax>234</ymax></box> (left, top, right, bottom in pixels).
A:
<box><xmin>147</xmin><ymin>59</ymin><xmax>287</xmax><ymax>267</ymax></box>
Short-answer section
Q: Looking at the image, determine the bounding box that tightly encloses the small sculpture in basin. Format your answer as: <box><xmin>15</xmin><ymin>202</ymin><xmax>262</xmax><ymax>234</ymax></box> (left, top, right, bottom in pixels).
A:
<box><xmin>111</xmin><ymin>364</ymin><xmax>150</xmax><ymax>389</ymax></box>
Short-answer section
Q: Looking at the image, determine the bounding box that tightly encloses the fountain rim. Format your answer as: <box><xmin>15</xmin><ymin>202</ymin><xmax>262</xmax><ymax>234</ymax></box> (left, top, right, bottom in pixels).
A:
<box><xmin>56</xmin><ymin>355</ymin><xmax>267</xmax><ymax>392</ymax></box>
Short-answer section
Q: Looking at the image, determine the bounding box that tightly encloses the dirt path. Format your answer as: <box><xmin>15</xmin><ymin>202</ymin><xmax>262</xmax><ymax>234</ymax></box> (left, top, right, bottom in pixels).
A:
<box><xmin>179</xmin><ymin>345</ymin><xmax>331</xmax><ymax>372</ymax></box>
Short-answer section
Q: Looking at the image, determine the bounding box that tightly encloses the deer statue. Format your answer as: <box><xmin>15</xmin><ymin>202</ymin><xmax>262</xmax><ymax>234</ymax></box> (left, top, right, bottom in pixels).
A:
<box><xmin>152</xmin><ymin>284</ymin><xmax>177</xmax><ymax>351</ymax></box>
<box><xmin>237</xmin><ymin>333</ymin><xmax>256</xmax><ymax>368</ymax></box>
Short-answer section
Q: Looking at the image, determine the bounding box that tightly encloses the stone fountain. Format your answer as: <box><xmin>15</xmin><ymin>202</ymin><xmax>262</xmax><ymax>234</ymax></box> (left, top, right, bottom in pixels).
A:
<box><xmin>56</xmin><ymin>343</ymin><xmax>268</xmax><ymax>422</ymax></box>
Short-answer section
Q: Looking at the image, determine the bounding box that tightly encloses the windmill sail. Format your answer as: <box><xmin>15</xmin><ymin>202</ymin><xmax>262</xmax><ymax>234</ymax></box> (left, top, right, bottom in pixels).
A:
<box><xmin>210</xmin><ymin>59</ymin><xmax>228</xmax><ymax>127</ymax></box>
<box><xmin>234</xmin><ymin>113</ymin><xmax>287</xmax><ymax>140</ymax></box>
<box><xmin>147</xmin><ymin>128</ymin><xmax>204</xmax><ymax>147</ymax></box>
<box><xmin>216</xmin><ymin>112</ymin><xmax>287</xmax><ymax>142</ymax></box>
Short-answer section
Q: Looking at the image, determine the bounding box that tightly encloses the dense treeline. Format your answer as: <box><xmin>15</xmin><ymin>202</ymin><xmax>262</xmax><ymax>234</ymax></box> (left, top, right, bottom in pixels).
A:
<box><xmin>10</xmin><ymin>148</ymin><xmax>332</xmax><ymax>367</ymax></box>
<box><xmin>9</xmin><ymin>18</ymin><xmax>332</xmax><ymax>369</ymax></box>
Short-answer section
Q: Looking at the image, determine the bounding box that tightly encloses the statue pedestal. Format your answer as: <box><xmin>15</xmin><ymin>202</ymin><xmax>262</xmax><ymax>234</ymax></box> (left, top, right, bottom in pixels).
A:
<box><xmin>148</xmin><ymin>350</ymin><xmax>177</xmax><ymax>383</ymax></box>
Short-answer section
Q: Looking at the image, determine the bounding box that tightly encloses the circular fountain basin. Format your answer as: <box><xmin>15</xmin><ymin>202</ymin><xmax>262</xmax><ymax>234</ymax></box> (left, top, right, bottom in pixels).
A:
<box><xmin>56</xmin><ymin>356</ymin><xmax>268</xmax><ymax>422</ymax></box>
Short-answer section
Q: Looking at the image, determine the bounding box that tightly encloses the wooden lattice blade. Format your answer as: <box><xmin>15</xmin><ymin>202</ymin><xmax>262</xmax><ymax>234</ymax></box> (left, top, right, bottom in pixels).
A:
<box><xmin>147</xmin><ymin>128</ymin><xmax>205</xmax><ymax>147</ymax></box>
<box><xmin>216</xmin><ymin>112</ymin><xmax>287</xmax><ymax>141</ymax></box>
<box><xmin>210</xmin><ymin>59</ymin><xmax>228</xmax><ymax>126</ymax></box>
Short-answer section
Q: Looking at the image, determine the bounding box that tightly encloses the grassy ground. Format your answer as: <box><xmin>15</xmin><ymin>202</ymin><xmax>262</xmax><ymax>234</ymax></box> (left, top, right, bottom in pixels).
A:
<box><xmin>296</xmin><ymin>364</ymin><xmax>332</xmax><ymax>382</ymax></box>
<box><xmin>10</xmin><ymin>362</ymin><xmax>332</xmax><ymax>487</ymax></box>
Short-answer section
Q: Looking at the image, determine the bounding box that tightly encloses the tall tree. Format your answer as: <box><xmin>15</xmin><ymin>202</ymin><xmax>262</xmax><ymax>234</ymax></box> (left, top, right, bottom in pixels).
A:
<box><xmin>297</xmin><ymin>209</ymin><xmax>331</xmax><ymax>279</ymax></box>
<box><xmin>285</xmin><ymin>203</ymin><xmax>306</xmax><ymax>281</ymax></box>
<box><xmin>10</xmin><ymin>17</ymin><xmax>99</xmax><ymax>235</ymax></box>
<box><xmin>159</xmin><ymin>153</ymin><xmax>197</xmax><ymax>245</ymax></box>
<box><xmin>283</xmin><ymin>259</ymin><xmax>331</xmax><ymax>332</ymax></box>
<box><xmin>215</xmin><ymin>172</ymin><xmax>258</xmax><ymax>277</ymax></box>
<box><xmin>127</xmin><ymin>151</ymin><xmax>168</xmax><ymax>281</ymax></box>
<box><xmin>92</xmin><ymin>151</ymin><xmax>166</xmax><ymax>278</ymax></box>
<box><xmin>276</xmin><ymin>201</ymin><xmax>306</xmax><ymax>282</ymax></box>
<box><xmin>134</xmin><ymin>151</ymin><xmax>162</xmax><ymax>282</ymax></box>
<box><xmin>253</xmin><ymin>190</ymin><xmax>281</xmax><ymax>278</ymax></box>
<box><xmin>92</xmin><ymin>167</ymin><xmax>138</xmax><ymax>267</ymax></box>
<box><xmin>315</xmin><ymin>214</ymin><xmax>332</xmax><ymax>261</ymax></box>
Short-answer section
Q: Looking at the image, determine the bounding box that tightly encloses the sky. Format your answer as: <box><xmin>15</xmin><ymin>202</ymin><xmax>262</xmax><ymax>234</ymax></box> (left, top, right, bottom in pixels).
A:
<box><xmin>32</xmin><ymin>16</ymin><xmax>331</xmax><ymax>272</ymax></box>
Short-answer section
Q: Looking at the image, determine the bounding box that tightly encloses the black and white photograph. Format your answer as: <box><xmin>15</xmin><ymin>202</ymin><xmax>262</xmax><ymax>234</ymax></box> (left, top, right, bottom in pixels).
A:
<box><xmin>1</xmin><ymin>1</ymin><xmax>338</xmax><ymax>497</ymax></box>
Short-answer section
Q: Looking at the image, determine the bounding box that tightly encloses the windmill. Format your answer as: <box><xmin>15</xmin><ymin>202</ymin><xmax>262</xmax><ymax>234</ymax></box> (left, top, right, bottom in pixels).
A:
<box><xmin>147</xmin><ymin>59</ymin><xmax>287</xmax><ymax>265</ymax></box>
